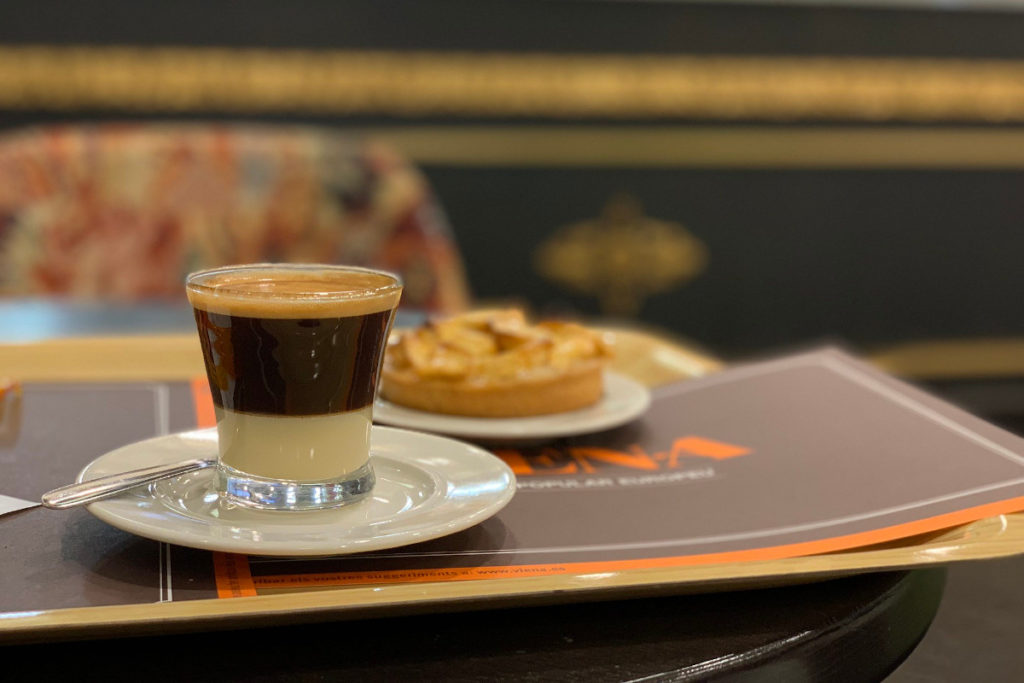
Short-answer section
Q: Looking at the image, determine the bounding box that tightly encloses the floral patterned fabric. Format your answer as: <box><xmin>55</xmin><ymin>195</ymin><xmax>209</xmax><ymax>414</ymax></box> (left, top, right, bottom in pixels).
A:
<box><xmin>0</xmin><ymin>124</ymin><xmax>471</xmax><ymax>312</ymax></box>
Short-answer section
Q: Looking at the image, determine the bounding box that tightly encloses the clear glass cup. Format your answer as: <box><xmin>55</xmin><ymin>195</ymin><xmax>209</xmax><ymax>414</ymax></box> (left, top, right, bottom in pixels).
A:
<box><xmin>185</xmin><ymin>263</ymin><xmax>402</xmax><ymax>511</ymax></box>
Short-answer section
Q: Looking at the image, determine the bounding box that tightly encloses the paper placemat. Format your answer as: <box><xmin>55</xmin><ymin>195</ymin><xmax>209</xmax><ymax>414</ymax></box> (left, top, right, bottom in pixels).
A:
<box><xmin>204</xmin><ymin>348</ymin><xmax>1024</xmax><ymax>591</ymax></box>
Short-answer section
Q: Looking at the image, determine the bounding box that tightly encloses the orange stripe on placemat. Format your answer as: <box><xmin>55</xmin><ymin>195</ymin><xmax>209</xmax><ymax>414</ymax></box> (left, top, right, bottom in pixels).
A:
<box><xmin>194</xmin><ymin>381</ymin><xmax>255</xmax><ymax>599</ymax></box>
<box><xmin>252</xmin><ymin>495</ymin><xmax>1024</xmax><ymax>589</ymax></box>
<box><xmin>190</xmin><ymin>376</ymin><xmax>216</xmax><ymax>428</ymax></box>
<box><xmin>213</xmin><ymin>552</ymin><xmax>258</xmax><ymax>598</ymax></box>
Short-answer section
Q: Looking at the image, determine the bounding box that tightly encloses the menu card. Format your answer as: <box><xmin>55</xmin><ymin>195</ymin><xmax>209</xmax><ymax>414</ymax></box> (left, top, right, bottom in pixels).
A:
<box><xmin>237</xmin><ymin>348</ymin><xmax>1024</xmax><ymax>592</ymax></box>
<box><xmin>3</xmin><ymin>348</ymin><xmax>1024</xmax><ymax>612</ymax></box>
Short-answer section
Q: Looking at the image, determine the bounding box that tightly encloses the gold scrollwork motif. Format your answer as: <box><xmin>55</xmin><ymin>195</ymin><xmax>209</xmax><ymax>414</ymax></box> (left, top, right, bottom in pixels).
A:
<box><xmin>4</xmin><ymin>46</ymin><xmax>1024</xmax><ymax>120</ymax></box>
<box><xmin>534</xmin><ymin>195</ymin><xmax>707</xmax><ymax>316</ymax></box>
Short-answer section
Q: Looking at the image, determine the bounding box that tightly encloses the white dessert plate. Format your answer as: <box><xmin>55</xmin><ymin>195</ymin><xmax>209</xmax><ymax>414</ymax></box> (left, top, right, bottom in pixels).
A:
<box><xmin>373</xmin><ymin>372</ymin><xmax>651</xmax><ymax>442</ymax></box>
<box><xmin>78</xmin><ymin>426</ymin><xmax>516</xmax><ymax>556</ymax></box>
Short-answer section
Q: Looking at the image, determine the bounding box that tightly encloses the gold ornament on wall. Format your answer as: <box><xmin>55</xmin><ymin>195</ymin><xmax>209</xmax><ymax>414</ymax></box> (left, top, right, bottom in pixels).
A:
<box><xmin>534</xmin><ymin>194</ymin><xmax>707</xmax><ymax>316</ymax></box>
<box><xmin>5</xmin><ymin>46</ymin><xmax>1024</xmax><ymax>122</ymax></box>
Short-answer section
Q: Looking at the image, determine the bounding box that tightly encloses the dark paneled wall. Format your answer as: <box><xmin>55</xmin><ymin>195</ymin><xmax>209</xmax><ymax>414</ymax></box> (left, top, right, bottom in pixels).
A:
<box><xmin>2</xmin><ymin>1</ymin><xmax>1023</xmax><ymax>356</ymax></box>
<box><xmin>2</xmin><ymin>0</ymin><xmax>1024</xmax><ymax>58</ymax></box>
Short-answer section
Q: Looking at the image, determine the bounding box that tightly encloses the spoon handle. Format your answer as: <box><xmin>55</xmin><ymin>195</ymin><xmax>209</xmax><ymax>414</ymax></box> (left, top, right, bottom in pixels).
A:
<box><xmin>42</xmin><ymin>457</ymin><xmax>215</xmax><ymax>509</ymax></box>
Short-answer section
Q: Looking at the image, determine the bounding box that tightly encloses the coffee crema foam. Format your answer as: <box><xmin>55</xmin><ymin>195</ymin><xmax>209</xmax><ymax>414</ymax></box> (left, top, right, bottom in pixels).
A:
<box><xmin>187</xmin><ymin>268</ymin><xmax>402</xmax><ymax>318</ymax></box>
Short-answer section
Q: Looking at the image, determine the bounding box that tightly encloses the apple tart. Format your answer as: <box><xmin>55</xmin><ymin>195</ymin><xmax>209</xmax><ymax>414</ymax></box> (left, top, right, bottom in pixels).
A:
<box><xmin>380</xmin><ymin>309</ymin><xmax>613</xmax><ymax>417</ymax></box>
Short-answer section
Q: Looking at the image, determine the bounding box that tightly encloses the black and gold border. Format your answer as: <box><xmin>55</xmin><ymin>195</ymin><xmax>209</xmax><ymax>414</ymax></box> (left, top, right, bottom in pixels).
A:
<box><xmin>4</xmin><ymin>46</ymin><xmax>1024</xmax><ymax>122</ymax></box>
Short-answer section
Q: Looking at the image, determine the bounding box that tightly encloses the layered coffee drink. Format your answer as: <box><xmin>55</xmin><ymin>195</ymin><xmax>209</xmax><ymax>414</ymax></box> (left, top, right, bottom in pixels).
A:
<box><xmin>186</xmin><ymin>264</ymin><xmax>402</xmax><ymax>510</ymax></box>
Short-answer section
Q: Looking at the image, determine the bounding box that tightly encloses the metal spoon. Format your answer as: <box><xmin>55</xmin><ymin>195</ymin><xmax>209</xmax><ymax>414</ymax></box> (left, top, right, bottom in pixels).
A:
<box><xmin>41</xmin><ymin>457</ymin><xmax>215</xmax><ymax>509</ymax></box>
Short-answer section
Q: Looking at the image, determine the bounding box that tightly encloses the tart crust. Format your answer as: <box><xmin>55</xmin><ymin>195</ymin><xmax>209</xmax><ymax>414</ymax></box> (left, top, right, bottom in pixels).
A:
<box><xmin>381</xmin><ymin>359</ymin><xmax>605</xmax><ymax>418</ymax></box>
<box><xmin>380</xmin><ymin>310</ymin><xmax>611</xmax><ymax>417</ymax></box>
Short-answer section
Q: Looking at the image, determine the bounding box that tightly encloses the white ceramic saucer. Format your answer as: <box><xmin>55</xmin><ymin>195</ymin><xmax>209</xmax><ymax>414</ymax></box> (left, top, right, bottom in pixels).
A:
<box><xmin>373</xmin><ymin>371</ymin><xmax>651</xmax><ymax>442</ymax></box>
<box><xmin>79</xmin><ymin>426</ymin><xmax>516</xmax><ymax>556</ymax></box>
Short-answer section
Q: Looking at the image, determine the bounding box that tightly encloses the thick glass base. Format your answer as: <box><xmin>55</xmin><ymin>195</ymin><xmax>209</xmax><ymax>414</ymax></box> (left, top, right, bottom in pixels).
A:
<box><xmin>218</xmin><ymin>460</ymin><xmax>376</xmax><ymax>511</ymax></box>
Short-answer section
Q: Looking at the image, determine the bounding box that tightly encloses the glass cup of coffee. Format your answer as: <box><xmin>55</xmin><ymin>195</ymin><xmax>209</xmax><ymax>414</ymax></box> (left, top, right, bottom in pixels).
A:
<box><xmin>185</xmin><ymin>263</ymin><xmax>402</xmax><ymax>511</ymax></box>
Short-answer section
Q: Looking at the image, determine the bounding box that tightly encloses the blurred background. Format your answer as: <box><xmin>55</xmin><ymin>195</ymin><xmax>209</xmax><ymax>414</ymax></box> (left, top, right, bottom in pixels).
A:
<box><xmin>3</xmin><ymin>0</ymin><xmax>1024</xmax><ymax>371</ymax></box>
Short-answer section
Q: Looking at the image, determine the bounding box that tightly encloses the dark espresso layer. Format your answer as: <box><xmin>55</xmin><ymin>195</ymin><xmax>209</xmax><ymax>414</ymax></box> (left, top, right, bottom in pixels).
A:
<box><xmin>194</xmin><ymin>309</ymin><xmax>393</xmax><ymax>416</ymax></box>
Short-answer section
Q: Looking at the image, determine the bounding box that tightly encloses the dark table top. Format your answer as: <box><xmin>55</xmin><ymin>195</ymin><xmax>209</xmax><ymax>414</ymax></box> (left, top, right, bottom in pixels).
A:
<box><xmin>3</xmin><ymin>569</ymin><xmax>944</xmax><ymax>682</ymax></box>
<box><xmin>889</xmin><ymin>554</ymin><xmax>1024</xmax><ymax>681</ymax></box>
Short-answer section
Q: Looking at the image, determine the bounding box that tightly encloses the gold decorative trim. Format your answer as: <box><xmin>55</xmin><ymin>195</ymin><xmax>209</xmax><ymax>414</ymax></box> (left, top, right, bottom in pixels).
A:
<box><xmin>363</xmin><ymin>126</ymin><xmax>1024</xmax><ymax>167</ymax></box>
<box><xmin>6</xmin><ymin>46</ymin><xmax>1024</xmax><ymax>121</ymax></box>
<box><xmin>870</xmin><ymin>339</ymin><xmax>1024</xmax><ymax>379</ymax></box>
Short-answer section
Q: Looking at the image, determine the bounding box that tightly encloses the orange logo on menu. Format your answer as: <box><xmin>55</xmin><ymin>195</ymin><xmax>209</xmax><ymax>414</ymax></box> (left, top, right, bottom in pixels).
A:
<box><xmin>495</xmin><ymin>436</ymin><xmax>750</xmax><ymax>477</ymax></box>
